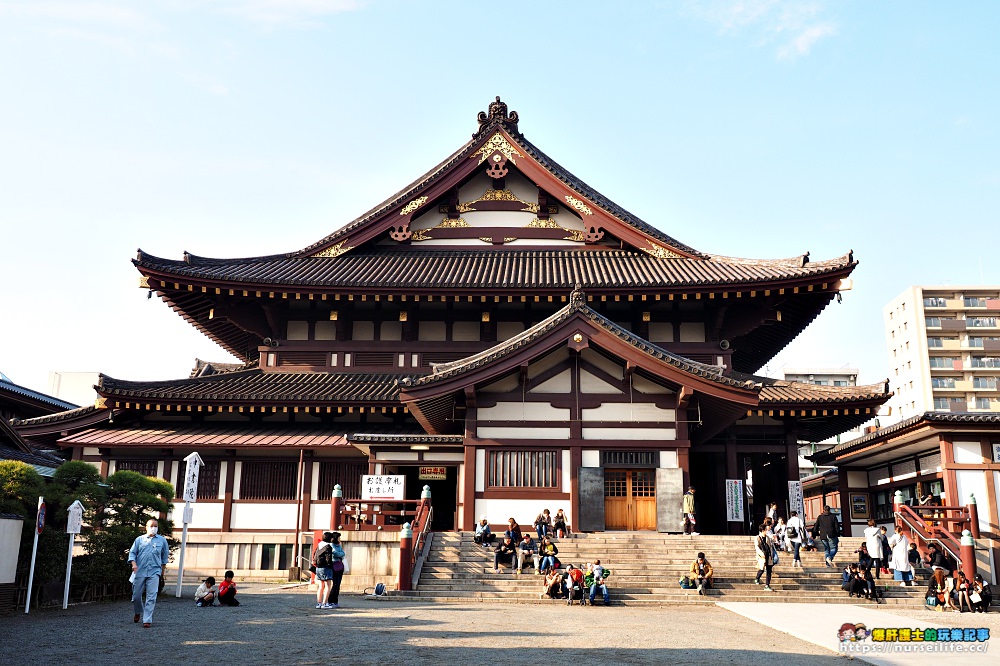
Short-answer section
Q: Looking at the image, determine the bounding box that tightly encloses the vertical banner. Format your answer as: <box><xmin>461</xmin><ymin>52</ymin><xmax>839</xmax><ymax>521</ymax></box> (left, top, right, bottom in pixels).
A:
<box><xmin>788</xmin><ymin>480</ymin><xmax>806</xmax><ymax>520</ymax></box>
<box><xmin>176</xmin><ymin>451</ymin><xmax>204</xmax><ymax>598</ymax></box>
<box><xmin>725</xmin><ymin>479</ymin><xmax>744</xmax><ymax>522</ymax></box>
<box><xmin>63</xmin><ymin>500</ymin><xmax>84</xmax><ymax>610</ymax></box>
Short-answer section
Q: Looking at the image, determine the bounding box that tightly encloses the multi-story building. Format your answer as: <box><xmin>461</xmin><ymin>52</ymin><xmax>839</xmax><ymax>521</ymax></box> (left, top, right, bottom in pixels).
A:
<box><xmin>884</xmin><ymin>287</ymin><xmax>1000</xmax><ymax>422</ymax></box>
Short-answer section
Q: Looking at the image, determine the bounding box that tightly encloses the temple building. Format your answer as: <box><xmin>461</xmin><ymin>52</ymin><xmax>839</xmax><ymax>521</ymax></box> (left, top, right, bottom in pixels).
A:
<box><xmin>14</xmin><ymin>98</ymin><xmax>891</xmax><ymax>574</ymax></box>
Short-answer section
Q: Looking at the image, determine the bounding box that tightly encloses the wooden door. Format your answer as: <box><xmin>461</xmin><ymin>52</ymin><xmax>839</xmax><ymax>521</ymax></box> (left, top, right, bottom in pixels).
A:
<box><xmin>604</xmin><ymin>469</ymin><xmax>657</xmax><ymax>530</ymax></box>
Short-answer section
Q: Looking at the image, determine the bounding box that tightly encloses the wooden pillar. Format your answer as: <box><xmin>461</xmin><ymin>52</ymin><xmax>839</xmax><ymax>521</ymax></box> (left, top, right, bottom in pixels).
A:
<box><xmin>940</xmin><ymin>434</ymin><xmax>958</xmax><ymax>508</ymax></box>
<box><xmin>570</xmin><ymin>445</ymin><xmax>582</xmax><ymax>535</ymax></box>
<box><xmin>222</xmin><ymin>455</ymin><xmax>236</xmax><ymax>533</ymax></box>
<box><xmin>301</xmin><ymin>457</ymin><xmax>313</xmax><ymax>534</ymax></box>
<box><xmin>462</xmin><ymin>443</ymin><xmax>476</xmax><ymax>532</ymax></box>
<box><xmin>836</xmin><ymin>465</ymin><xmax>851</xmax><ymax>537</ymax></box>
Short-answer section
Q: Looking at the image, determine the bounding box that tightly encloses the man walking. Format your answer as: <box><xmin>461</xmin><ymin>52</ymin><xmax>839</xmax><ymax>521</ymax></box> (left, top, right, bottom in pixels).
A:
<box><xmin>129</xmin><ymin>518</ymin><xmax>170</xmax><ymax>628</ymax></box>
<box><xmin>813</xmin><ymin>505</ymin><xmax>840</xmax><ymax>568</ymax></box>
<box><xmin>682</xmin><ymin>486</ymin><xmax>698</xmax><ymax>535</ymax></box>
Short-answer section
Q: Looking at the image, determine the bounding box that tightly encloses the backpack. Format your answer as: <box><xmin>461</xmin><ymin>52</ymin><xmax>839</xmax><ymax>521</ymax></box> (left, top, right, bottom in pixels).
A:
<box><xmin>679</xmin><ymin>576</ymin><xmax>696</xmax><ymax>589</ymax></box>
<box><xmin>314</xmin><ymin>543</ymin><xmax>333</xmax><ymax>568</ymax></box>
<box><xmin>365</xmin><ymin>583</ymin><xmax>387</xmax><ymax>596</ymax></box>
<box><xmin>785</xmin><ymin>525</ymin><xmax>798</xmax><ymax>539</ymax></box>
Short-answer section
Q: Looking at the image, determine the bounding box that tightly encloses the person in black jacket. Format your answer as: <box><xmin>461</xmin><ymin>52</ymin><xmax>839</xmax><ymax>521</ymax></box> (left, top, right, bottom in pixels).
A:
<box><xmin>812</xmin><ymin>505</ymin><xmax>840</xmax><ymax>567</ymax></box>
<box><xmin>493</xmin><ymin>536</ymin><xmax>517</xmax><ymax>573</ymax></box>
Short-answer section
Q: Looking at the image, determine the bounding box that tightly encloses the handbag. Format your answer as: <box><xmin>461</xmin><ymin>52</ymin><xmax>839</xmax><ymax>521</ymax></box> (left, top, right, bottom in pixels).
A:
<box><xmin>309</xmin><ymin>564</ymin><xmax>317</xmax><ymax>573</ymax></box>
<box><xmin>332</xmin><ymin>560</ymin><xmax>345</xmax><ymax>573</ymax></box>
<box><xmin>970</xmin><ymin>592</ymin><xmax>982</xmax><ymax>604</ymax></box>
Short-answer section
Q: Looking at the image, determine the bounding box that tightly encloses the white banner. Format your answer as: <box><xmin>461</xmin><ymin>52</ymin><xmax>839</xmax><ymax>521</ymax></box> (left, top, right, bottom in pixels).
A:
<box><xmin>788</xmin><ymin>480</ymin><xmax>806</xmax><ymax>519</ymax></box>
<box><xmin>725</xmin><ymin>479</ymin><xmax>744</xmax><ymax>522</ymax></box>
<box><xmin>362</xmin><ymin>475</ymin><xmax>405</xmax><ymax>501</ymax></box>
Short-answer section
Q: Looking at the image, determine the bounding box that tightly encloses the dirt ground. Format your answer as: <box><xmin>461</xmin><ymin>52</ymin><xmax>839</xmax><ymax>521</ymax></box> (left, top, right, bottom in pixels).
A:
<box><xmin>0</xmin><ymin>583</ymin><xmax>870</xmax><ymax>665</ymax></box>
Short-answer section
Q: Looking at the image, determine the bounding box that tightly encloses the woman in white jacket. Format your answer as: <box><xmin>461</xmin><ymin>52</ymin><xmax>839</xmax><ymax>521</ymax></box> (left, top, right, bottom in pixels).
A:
<box><xmin>785</xmin><ymin>511</ymin><xmax>805</xmax><ymax>568</ymax></box>
<box><xmin>863</xmin><ymin>519</ymin><xmax>884</xmax><ymax>580</ymax></box>
<box><xmin>887</xmin><ymin>525</ymin><xmax>914</xmax><ymax>586</ymax></box>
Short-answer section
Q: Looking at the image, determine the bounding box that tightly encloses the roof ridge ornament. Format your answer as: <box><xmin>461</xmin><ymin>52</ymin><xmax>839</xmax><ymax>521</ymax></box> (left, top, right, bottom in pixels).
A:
<box><xmin>476</xmin><ymin>96</ymin><xmax>519</xmax><ymax>136</ymax></box>
<box><xmin>569</xmin><ymin>284</ymin><xmax>586</xmax><ymax>307</ymax></box>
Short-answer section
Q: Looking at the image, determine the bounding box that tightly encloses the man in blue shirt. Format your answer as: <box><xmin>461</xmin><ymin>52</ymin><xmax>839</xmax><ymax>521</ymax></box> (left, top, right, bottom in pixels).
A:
<box><xmin>129</xmin><ymin>518</ymin><xmax>170</xmax><ymax>627</ymax></box>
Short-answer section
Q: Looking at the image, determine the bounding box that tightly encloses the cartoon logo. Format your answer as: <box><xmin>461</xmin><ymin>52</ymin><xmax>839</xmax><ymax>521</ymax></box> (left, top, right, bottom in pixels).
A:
<box><xmin>838</xmin><ymin>623</ymin><xmax>870</xmax><ymax>642</ymax></box>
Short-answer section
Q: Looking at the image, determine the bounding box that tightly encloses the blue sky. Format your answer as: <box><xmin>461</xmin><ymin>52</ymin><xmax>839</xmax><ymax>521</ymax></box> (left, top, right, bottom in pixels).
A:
<box><xmin>2</xmin><ymin>1</ymin><xmax>998</xmax><ymax>404</ymax></box>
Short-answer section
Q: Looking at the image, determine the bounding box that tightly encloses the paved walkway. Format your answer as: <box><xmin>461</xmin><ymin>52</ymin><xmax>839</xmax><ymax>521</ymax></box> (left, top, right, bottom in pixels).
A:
<box><xmin>719</xmin><ymin>602</ymin><xmax>996</xmax><ymax>665</ymax></box>
<box><xmin>0</xmin><ymin>584</ymin><xmax>844</xmax><ymax>665</ymax></box>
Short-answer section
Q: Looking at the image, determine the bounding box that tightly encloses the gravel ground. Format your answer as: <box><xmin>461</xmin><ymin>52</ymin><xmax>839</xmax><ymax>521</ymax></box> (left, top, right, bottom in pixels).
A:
<box><xmin>1</xmin><ymin>583</ymin><xmax>860</xmax><ymax>665</ymax></box>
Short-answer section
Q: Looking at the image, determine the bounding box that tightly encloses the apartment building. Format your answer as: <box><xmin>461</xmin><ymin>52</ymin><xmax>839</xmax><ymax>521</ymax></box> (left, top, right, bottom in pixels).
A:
<box><xmin>884</xmin><ymin>286</ymin><xmax>1000</xmax><ymax>421</ymax></box>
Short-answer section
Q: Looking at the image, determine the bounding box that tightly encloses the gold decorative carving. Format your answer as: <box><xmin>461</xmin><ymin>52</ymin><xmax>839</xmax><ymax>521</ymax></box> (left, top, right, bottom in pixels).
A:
<box><xmin>138</xmin><ymin>275</ymin><xmax>150</xmax><ymax>288</ymax></box>
<box><xmin>526</xmin><ymin>218</ymin><xmax>560</xmax><ymax>229</ymax></box>
<box><xmin>478</xmin><ymin>237</ymin><xmax>495</xmax><ymax>244</ymax></box>
<box><xmin>522</xmin><ymin>203</ymin><xmax>540</xmax><ymax>213</ymax></box>
<box><xmin>399</xmin><ymin>196</ymin><xmax>428</xmax><ymax>216</ymax></box>
<box><xmin>643</xmin><ymin>241</ymin><xmax>683</xmax><ymax>259</ymax></box>
<box><xmin>480</xmin><ymin>188</ymin><xmax>518</xmax><ymax>201</ymax></box>
<box><xmin>457</xmin><ymin>187</ymin><xmax>538</xmax><ymax>214</ymax></box>
<box><xmin>473</xmin><ymin>132</ymin><xmax>523</xmax><ymax>165</ymax></box>
<box><xmin>456</xmin><ymin>202</ymin><xmax>475</xmax><ymax>213</ymax></box>
<box><xmin>564</xmin><ymin>195</ymin><xmax>593</xmax><ymax>216</ymax></box>
<box><xmin>563</xmin><ymin>230</ymin><xmax>586</xmax><ymax>242</ymax></box>
<box><xmin>95</xmin><ymin>397</ymin><xmax>108</xmax><ymax>409</ymax></box>
<box><xmin>437</xmin><ymin>217</ymin><xmax>469</xmax><ymax>228</ymax></box>
<box><xmin>311</xmin><ymin>241</ymin><xmax>353</xmax><ymax>258</ymax></box>
<box><xmin>504</xmin><ymin>237</ymin><xmax>517</xmax><ymax>243</ymax></box>
<box><xmin>411</xmin><ymin>229</ymin><xmax>431</xmax><ymax>242</ymax></box>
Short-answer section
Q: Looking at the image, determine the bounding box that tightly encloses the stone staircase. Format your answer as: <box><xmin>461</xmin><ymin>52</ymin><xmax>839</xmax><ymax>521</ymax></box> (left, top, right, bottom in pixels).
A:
<box><xmin>400</xmin><ymin>532</ymin><xmax>935</xmax><ymax>607</ymax></box>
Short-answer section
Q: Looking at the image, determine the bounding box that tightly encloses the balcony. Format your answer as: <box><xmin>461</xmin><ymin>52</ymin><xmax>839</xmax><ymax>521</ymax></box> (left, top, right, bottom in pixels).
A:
<box><xmin>955</xmin><ymin>379</ymin><xmax>973</xmax><ymax>391</ymax></box>
<box><xmin>939</xmin><ymin>339</ymin><xmax>962</xmax><ymax>350</ymax></box>
<box><xmin>941</xmin><ymin>319</ymin><xmax>967</xmax><ymax>331</ymax></box>
<box><xmin>946</xmin><ymin>298</ymin><xmax>964</xmax><ymax>309</ymax></box>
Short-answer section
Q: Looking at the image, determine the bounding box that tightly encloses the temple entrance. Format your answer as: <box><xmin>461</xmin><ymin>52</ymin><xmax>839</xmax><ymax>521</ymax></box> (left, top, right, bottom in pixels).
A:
<box><xmin>392</xmin><ymin>465</ymin><xmax>458</xmax><ymax>531</ymax></box>
<box><xmin>688</xmin><ymin>451</ymin><xmax>727</xmax><ymax>535</ymax></box>
<box><xmin>604</xmin><ymin>469</ymin><xmax>656</xmax><ymax>530</ymax></box>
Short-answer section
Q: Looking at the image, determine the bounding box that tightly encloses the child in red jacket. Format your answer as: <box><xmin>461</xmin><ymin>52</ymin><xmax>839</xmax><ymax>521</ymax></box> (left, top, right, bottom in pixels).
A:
<box><xmin>218</xmin><ymin>570</ymin><xmax>240</xmax><ymax>606</ymax></box>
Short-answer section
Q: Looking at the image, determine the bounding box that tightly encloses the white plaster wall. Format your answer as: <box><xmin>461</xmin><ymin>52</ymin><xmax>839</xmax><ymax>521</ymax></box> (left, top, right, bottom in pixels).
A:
<box><xmin>83</xmin><ymin>446</ymin><xmax>100</xmax><ymax>456</ymax></box>
<box><xmin>233</xmin><ymin>462</ymin><xmax>242</xmax><ymax>498</ymax></box>
<box><xmin>477</xmin><ymin>427</ymin><xmax>570</xmax><ymax>439</ymax></box>
<box><xmin>582</xmin><ymin>403</ymin><xmax>675</xmax><ymax>422</ymax></box>
<box><xmin>315</xmin><ymin>320</ymin><xmax>337</xmax><ymax>340</ymax></box>
<box><xmin>847</xmin><ymin>471</ymin><xmax>867</xmax><ymax>487</ymax></box>
<box><xmin>478</xmin><ymin>402</ymin><xmax>571</xmax><ymax>421</ymax></box>
<box><xmin>533</xmin><ymin>369</ymin><xmax>572</xmax><ymax>392</ymax></box>
<box><xmin>476</xmin><ymin>449</ymin><xmax>486</xmax><ymax>492</ymax></box>
<box><xmin>679</xmin><ymin>322</ymin><xmax>706</xmax><ymax>342</ymax></box>
<box><xmin>287</xmin><ymin>320</ymin><xmax>309</xmax><ymax>340</ymax></box>
<box><xmin>0</xmin><ymin>518</ymin><xmax>23</xmax><ymax>584</ymax></box>
<box><xmin>217</xmin><ymin>464</ymin><xmax>228</xmax><ymax>500</ymax></box>
<box><xmin>580</xmin><ymin>370</ymin><xmax>621</xmax><ymax>394</ymax></box>
<box><xmin>583</xmin><ymin>427</ymin><xmax>676</xmax><ymax>440</ymax></box>
<box><xmin>955</xmin><ymin>470</ymin><xmax>989</xmax><ymax>535</ymax></box>
<box><xmin>584</xmin><ymin>350</ymin><xmax>623</xmax><ymax>379</ymax></box>
<box><xmin>169</xmin><ymin>460</ymin><xmax>179</xmax><ymax>488</ymax></box>
<box><xmin>453</xmin><ymin>321</ymin><xmax>480</xmax><ymax>341</ymax></box>
<box><xmin>953</xmin><ymin>441</ymin><xmax>985</xmax><ymax>464</ymax></box>
<box><xmin>310</xmin><ymin>502</ymin><xmax>331</xmax><ymax>530</ymax></box>
<box><xmin>582</xmin><ymin>450</ymin><xmax>600</xmax><ymax>467</ymax></box>
<box><xmin>562</xmin><ymin>450</ymin><xmax>572</xmax><ymax>492</ymax></box>
<box><xmin>497</xmin><ymin>322</ymin><xmax>525</xmax><ymax>339</ymax></box>
<box><xmin>648</xmin><ymin>323</ymin><xmax>673</xmax><ymax>343</ymax></box>
<box><xmin>528</xmin><ymin>349</ymin><xmax>568</xmax><ymax>379</ymax></box>
<box><xmin>375</xmin><ymin>451</ymin><xmax>419</xmax><ymax>461</ymax></box>
<box><xmin>481</xmin><ymin>374</ymin><xmax>519</xmax><ymax>392</ymax></box>
<box><xmin>659</xmin><ymin>451</ymin><xmax>679</xmax><ymax>468</ymax></box>
<box><xmin>172</xmin><ymin>502</ymin><xmax>224</xmax><ymax>530</ymax></box>
<box><xmin>632</xmin><ymin>376</ymin><xmax>672</xmax><ymax>394</ymax></box>
<box><xmin>418</xmin><ymin>321</ymin><xmax>446</xmax><ymax>341</ymax></box>
<box><xmin>475</xmin><ymin>499</ymin><xmax>567</xmax><ymax>526</ymax></box>
<box><xmin>352</xmin><ymin>321</ymin><xmax>375</xmax><ymax>341</ymax></box>
<box><xmin>230</xmin><ymin>503</ymin><xmax>297</xmax><ymax>530</ymax></box>
<box><xmin>423</xmin><ymin>452</ymin><xmax>465</xmax><ymax>462</ymax></box>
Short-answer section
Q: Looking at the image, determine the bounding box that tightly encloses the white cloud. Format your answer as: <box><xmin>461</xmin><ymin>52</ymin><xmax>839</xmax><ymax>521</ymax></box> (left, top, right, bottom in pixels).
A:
<box><xmin>0</xmin><ymin>2</ymin><xmax>154</xmax><ymax>30</ymax></box>
<box><xmin>684</xmin><ymin>0</ymin><xmax>838</xmax><ymax>60</ymax></box>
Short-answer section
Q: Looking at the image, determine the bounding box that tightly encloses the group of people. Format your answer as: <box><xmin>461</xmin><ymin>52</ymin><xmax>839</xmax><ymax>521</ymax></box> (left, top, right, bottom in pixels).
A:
<box><xmin>922</xmin><ymin>542</ymin><xmax>993</xmax><ymax>613</ymax></box>
<box><xmin>538</xmin><ymin>560</ymin><xmax>612</xmax><ymax>606</ymax></box>
<box><xmin>128</xmin><ymin>518</ymin><xmax>240</xmax><ymax>629</ymax></box>
<box><xmin>311</xmin><ymin>530</ymin><xmax>347</xmax><ymax>609</ymax></box>
<box><xmin>475</xmin><ymin>509</ymin><xmax>571</xmax><ymax>549</ymax></box>
<box><xmin>489</xmin><ymin>516</ymin><xmax>565</xmax><ymax>574</ymax></box>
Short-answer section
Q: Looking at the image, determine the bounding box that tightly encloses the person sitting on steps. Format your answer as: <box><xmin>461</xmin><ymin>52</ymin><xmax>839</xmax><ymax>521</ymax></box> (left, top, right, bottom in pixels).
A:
<box><xmin>690</xmin><ymin>552</ymin><xmax>713</xmax><ymax>595</ymax></box>
<box><xmin>493</xmin><ymin>535</ymin><xmax>517</xmax><ymax>574</ymax></box>
<box><xmin>517</xmin><ymin>533</ymin><xmax>539</xmax><ymax>574</ymax></box>
<box><xmin>564</xmin><ymin>564</ymin><xmax>586</xmax><ymax>605</ymax></box>
<box><xmin>474</xmin><ymin>518</ymin><xmax>493</xmax><ymax>548</ymax></box>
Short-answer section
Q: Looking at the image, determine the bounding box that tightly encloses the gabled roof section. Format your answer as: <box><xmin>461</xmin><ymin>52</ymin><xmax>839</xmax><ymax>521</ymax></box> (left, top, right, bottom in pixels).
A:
<box><xmin>296</xmin><ymin>96</ymin><xmax>705</xmax><ymax>260</ymax></box>
<box><xmin>1</xmin><ymin>376</ymin><xmax>78</xmax><ymax>418</ymax></box>
<box><xmin>95</xmin><ymin>370</ymin><xmax>413</xmax><ymax>405</ymax></box>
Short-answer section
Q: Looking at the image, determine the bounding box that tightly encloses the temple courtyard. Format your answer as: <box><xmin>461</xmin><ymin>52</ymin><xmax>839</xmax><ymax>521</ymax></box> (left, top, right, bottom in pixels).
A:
<box><xmin>1</xmin><ymin>584</ymin><xmax>996</xmax><ymax>665</ymax></box>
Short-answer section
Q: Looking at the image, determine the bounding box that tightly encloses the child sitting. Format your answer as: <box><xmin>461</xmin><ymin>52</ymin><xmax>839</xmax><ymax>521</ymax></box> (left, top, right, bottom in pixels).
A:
<box><xmin>218</xmin><ymin>570</ymin><xmax>240</xmax><ymax>606</ymax></box>
<box><xmin>195</xmin><ymin>577</ymin><xmax>218</xmax><ymax>607</ymax></box>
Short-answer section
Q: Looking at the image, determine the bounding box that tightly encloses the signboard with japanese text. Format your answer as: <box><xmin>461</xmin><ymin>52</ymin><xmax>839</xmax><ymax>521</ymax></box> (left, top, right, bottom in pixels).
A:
<box><xmin>418</xmin><ymin>466</ymin><xmax>447</xmax><ymax>481</ymax></box>
<box><xmin>66</xmin><ymin>500</ymin><xmax>84</xmax><ymax>534</ymax></box>
<box><xmin>725</xmin><ymin>479</ymin><xmax>744</xmax><ymax>522</ymax></box>
<box><xmin>788</xmin><ymin>480</ymin><xmax>806</xmax><ymax>520</ymax></box>
<box><xmin>182</xmin><ymin>452</ymin><xmax>205</xmax><ymax>504</ymax></box>
<box><xmin>361</xmin><ymin>475</ymin><xmax>405</xmax><ymax>501</ymax></box>
<box><xmin>993</xmin><ymin>442</ymin><xmax>1000</xmax><ymax>463</ymax></box>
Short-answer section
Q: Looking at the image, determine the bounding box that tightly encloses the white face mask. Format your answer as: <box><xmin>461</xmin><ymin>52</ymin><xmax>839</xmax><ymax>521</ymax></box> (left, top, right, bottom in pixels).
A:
<box><xmin>147</xmin><ymin>526</ymin><xmax>158</xmax><ymax>536</ymax></box>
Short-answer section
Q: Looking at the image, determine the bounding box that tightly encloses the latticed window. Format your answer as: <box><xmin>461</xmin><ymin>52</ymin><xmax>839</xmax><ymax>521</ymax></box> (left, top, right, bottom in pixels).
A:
<box><xmin>175</xmin><ymin>460</ymin><xmax>221</xmax><ymax>500</ymax></box>
<box><xmin>488</xmin><ymin>450</ymin><xmax>558</xmax><ymax>488</ymax></box>
<box><xmin>240</xmin><ymin>461</ymin><xmax>297</xmax><ymax>500</ymax></box>
<box><xmin>317</xmin><ymin>460</ymin><xmax>367</xmax><ymax>500</ymax></box>
<box><xmin>116</xmin><ymin>460</ymin><xmax>158</xmax><ymax>477</ymax></box>
<box><xmin>601</xmin><ymin>450</ymin><xmax>657</xmax><ymax>467</ymax></box>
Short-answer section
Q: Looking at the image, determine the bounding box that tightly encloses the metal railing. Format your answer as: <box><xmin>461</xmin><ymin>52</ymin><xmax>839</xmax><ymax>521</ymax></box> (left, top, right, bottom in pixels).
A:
<box><xmin>895</xmin><ymin>504</ymin><xmax>970</xmax><ymax>565</ymax></box>
<box><xmin>410</xmin><ymin>505</ymin><xmax>434</xmax><ymax>589</ymax></box>
<box><xmin>337</xmin><ymin>499</ymin><xmax>427</xmax><ymax>531</ymax></box>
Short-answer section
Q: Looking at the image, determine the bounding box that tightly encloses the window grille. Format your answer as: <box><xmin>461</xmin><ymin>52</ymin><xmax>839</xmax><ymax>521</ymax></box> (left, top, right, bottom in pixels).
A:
<box><xmin>601</xmin><ymin>450</ymin><xmax>657</xmax><ymax>467</ymax></box>
<box><xmin>175</xmin><ymin>460</ymin><xmax>221</xmax><ymax>500</ymax></box>
<box><xmin>240</xmin><ymin>461</ymin><xmax>297</xmax><ymax>500</ymax></box>
<box><xmin>116</xmin><ymin>460</ymin><xmax>158</xmax><ymax>477</ymax></box>
<box><xmin>318</xmin><ymin>460</ymin><xmax>367</xmax><ymax>500</ymax></box>
<box><xmin>488</xmin><ymin>450</ymin><xmax>558</xmax><ymax>488</ymax></box>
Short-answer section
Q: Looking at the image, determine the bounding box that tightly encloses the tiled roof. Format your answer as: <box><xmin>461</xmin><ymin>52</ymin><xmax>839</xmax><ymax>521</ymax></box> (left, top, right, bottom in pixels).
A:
<box><xmin>0</xmin><ymin>444</ymin><xmax>65</xmax><ymax>471</ymax></box>
<box><xmin>297</xmin><ymin>108</ymin><xmax>702</xmax><ymax>258</ymax></box>
<box><xmin>348</xmin><ymin>433</ymin><xmax>464</xmax><ymax>444</ymax></box>
<box><xmin>58</xmin><ymin>426</ymin><xmax>352</xmax><ymax>448</ymax></box>
<box><xmin>817</xmin><ymin>411</ymin><xmax>1000</xmax><ymax>461</ymax></box>
<box><xmin>96</xmin><ymin>370</ymin><xmax>412</xmax><ymax>403</ymax></box>
<box><xmin>135</xmin><ymin>248</ymin><xmax>854</xmax><ymax>291</ymax></box>
<box><xmin>0</xmin><ymin>377</ymin><xmax>78</xmax><ymax>412</ymax></box>
<box><xmin>11</xmin><ymin>405</ymin><xmax>100</xmax><ymax>427</ymax></box>
<box><xmin>753</xmin><ymin>377</ymin><xmax>890</xmax><ymax>404</ymax></box>
<box><xmin>410</xmin><ymin>290</ymin><xmax>754</xmax><ymax>391</ymax></box>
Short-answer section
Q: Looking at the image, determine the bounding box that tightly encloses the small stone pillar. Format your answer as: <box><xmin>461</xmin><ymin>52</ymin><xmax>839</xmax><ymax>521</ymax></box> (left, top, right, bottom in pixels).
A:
<box><xmin>398</xmin><ymin>522</ymin><xmax>413</xmax><ymax>592</ymax></box>
<box><xmin>330</xmin><ymin>484</ymin><xmax>343</xmax><ymax>530</ymax></box>
<box><xmin>419</xmin><ymin>485</ymin><xmax>432</xmax><ymax>527</ymax></box>
<box><xmin>967</xmin><ymin>494</ymin><xmax>980</xmax><ymax>539</ymax></box>
<box><xmin>960</xmin><ymin>529</ymin><xmax>977</xmax><ymax>581</ymax></box>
